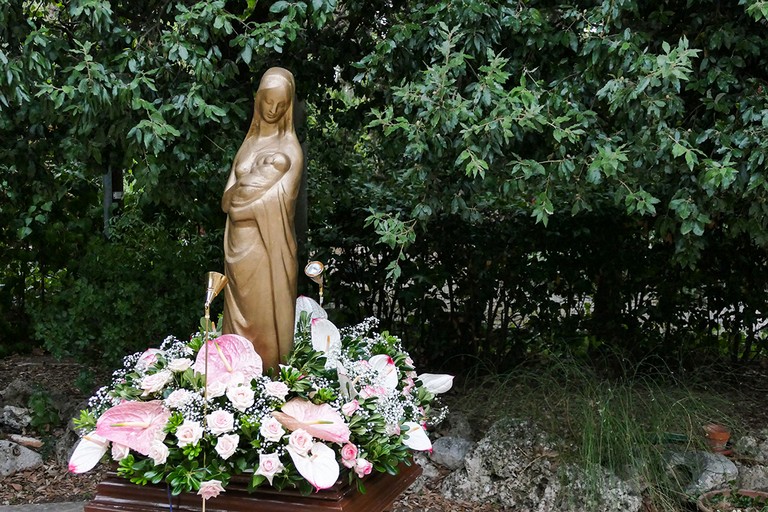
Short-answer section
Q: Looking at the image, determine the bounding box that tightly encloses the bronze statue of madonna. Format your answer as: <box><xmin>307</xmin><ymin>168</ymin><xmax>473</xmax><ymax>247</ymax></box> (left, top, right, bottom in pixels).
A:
<box><xmin>221</xmin><ymin>67</ymin><xmax>303</xmax><ymax>371</ymax></box>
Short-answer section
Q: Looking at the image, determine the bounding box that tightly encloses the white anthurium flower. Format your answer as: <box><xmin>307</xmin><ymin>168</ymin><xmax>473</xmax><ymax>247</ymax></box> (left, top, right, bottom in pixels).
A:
<box><xmin>68</xmin><ymin>432</ymin><xmax>109</xmax><ymax>474</ymax></box>
<box><xmin>369</xmin><ymin>354</ymin><xmax>398</xmax><ymax>390</ymax></box>
<box><xmin>418</xmin><ymin>373</ymin><xmax>454</xmax><ymax>394</ymax></box>
<box><xmin>311</xmin><ymin>318</ymin><xmax>341</xmax><ymax>369</ymax></box>
<box><xmin>402</xmin><ymin>422</ymin><xmax>432</xmax><ymax>451</ymax></box>
<box><xmin>286</xmin><ymin>442</ymin><xmax>340</xmax><ymax>490</ymax></box>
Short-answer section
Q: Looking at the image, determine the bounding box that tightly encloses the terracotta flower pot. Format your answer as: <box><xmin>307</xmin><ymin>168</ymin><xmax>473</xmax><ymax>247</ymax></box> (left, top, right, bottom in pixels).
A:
<box><xmin>703</xmin><ymin>423</ymin><xmax>730</xmax><ymax>453</ymax></box>
<box><xmin>697</xmin><ymin>489</ymin><xmax>768</xmax><ymax>512</ymax></box>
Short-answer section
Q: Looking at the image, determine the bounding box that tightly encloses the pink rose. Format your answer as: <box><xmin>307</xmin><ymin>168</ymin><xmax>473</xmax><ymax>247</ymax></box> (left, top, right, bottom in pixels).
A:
<box><xmin>402</xmin><ymin>377</ymin><xmax>416</xmax><ymax>394</ymax></box>
<box><xmin>341</xmin><ymin>400</ymin><xmax>359</xmax><ymax>417</ymax></box>
<box><xmin>226</xmin><ymin>385</ymin><xmax>255</xmax><ymax>412</ymax></box>
<box><xmin>149</xmin><ymin>440</ymin><xmax>169</xmax><ymax>465</ymax></box>
<box><xmin>354</xmin><ymin>458</ymin><xmax>373</xmax><ymax>478</ymax></box>
<box><xmin>136</xmin><ymin>348</ymin><xmax>163</xmax><ymax>371</ymax></box>
<box><xmin>111</xmin><ymin>443</ymin><xmax>130</xmax><ymax>461</ymax></box>
<box><xmin>206</xmin><ymin>410</ymin><xmax>235</xmax><ymax>435</ymax></box>
<box><xmin>260</xmin><ymin>416</ymin><xmax>285</xmax><ymax>443</ymax></box>
<box><xmin>255</xmin><ymin>453</ymin><xmax>285</xmax><ymax>485</ymax></box>
<box><xmin>264</xmin><ymin>381</ymin><xmax>290</xmax><ymax>401</ymax></box>
<box><xmin>215</xmin><ymin>434</ymin><xmax>239</xmax><ymax>460</ymax></box>
<box><xmin>340</xmin><ymin>443</ymin><xmax>358</xmax><ymax>468</ymax></box>
<box><xmin>288</xmin><ymin>429</ymin><xmax>314</xmax><ymax>456</ymax></box>
<box><xmin>140</xmin><ymin>370</ymin><xmax>173</xmax><ymax>396</ymax></box>
<box><xmin>197</xmin><ymin>479</ymin><xmax>225</xmax><ymax>500</ymax></box>
<box><xmin>176</xmin><ymin>419</ymin><xmax>203</xmax><ymax>447</ymax></box>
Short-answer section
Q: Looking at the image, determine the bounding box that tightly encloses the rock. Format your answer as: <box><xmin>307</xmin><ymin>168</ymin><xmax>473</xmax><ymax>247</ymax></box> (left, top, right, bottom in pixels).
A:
<box><xmin>736</xmin><ymin>463</ymin><xmax>768</xmax><ymax>491</ymax></box>
<box><xmin>666</xmin><ymin>451</ymin><xmax>739</xmax><ymax>495</ymax></box>
<box><xmin>440</xmin><ymin>417</ymin><xmax>641</xmax><ymax>512</ymax></box>
<box><xmin>54</xmin><ymin>419</ymin><xmax>82</xmax><ymax>465</ymax></box>
<box><xmin>438</xmin><ymin>411</ymin><xmax>473</xmax><ymax>440</ymax></box>
<box><xmin>1</xmin><ymin>405</ymin><xmax>32</xmax><ymax>432</ymax></box>
<box><xmin>409</xmin><ymin>451</ymin><xmax>441</xmax><ymax>493</ymax></box>
<box><xmin>0</xmin><ymin>379</ymin><xmax>34</xmax><ymax>407</ymax></box>
<box><xmin>9</xmin><ymin>434</ymin><xmax>43</xmax><ymax>449</ymax></box>
<box><xmin>735</xmin><ymin>432</ymin><xmax>768</xmax><ymax>463</ymax></box>
<box><xmin>0</xmin><ymin>440</ymin><xmax>43</xmax><ymax>477</ymax></box>
<box><xmin>430</xmin><ymin>436</ymin><xmax>473</xmax><ymax>470</ymax></box>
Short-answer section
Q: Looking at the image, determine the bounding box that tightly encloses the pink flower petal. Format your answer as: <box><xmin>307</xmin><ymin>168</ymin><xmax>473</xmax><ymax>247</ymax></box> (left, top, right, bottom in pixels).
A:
<box><xmin>68</xmin><ymin>432</ymin><xmax>109</xmax><ymax>473</ymax></box>
<box><xmin>286</xmin><ymin>442</ymin><xmax>340</xmax><ymax>490</ymax></box>
<box><xmin>273</xmin><ymin>398</ymin><xmax>350</xmax><ymax>444</ymax></box>
<box><xmin>95</xmin><ymin>400</ymin><xmax>171</xmax><ymax>456</ymax></box>
<box><xmin>193</xmin><ymin>334</ymin><xmax>263</xmax><ymax>385</ymax></box>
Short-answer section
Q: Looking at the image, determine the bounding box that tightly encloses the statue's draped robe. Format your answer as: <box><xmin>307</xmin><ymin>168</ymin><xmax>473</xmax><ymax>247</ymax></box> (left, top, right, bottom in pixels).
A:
<box><xmin>222</xmin><ymin>139</ymin><xmax>302</xmax><ymax>371</ymax></box>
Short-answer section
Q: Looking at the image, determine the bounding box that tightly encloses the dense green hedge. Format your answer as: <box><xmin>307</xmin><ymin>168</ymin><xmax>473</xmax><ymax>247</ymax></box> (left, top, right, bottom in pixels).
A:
<box><xmin>2</xmin><ymin>1</ymin><xmax>767</xmax><ymax>369</ymax></box>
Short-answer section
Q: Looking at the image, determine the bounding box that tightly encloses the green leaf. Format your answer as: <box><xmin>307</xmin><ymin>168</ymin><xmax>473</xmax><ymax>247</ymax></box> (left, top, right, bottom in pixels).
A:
<box><xmin>270</xmin><ymin>1</ymin><xmax>290</xmax><ymax>13</ymax></box>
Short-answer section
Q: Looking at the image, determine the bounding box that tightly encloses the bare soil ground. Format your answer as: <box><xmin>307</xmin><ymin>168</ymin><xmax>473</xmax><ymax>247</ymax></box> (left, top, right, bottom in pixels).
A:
<box><xmin>1</xmin><ymin>352</ymin><xmax>767</xmax><ymax>511</ymax></box>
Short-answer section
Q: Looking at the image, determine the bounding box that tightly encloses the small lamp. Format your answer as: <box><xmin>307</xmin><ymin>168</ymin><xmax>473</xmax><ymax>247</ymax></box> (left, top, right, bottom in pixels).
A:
<box><xmin>304</xmin><ymin>261</ymin><xmax>325</xmax><ymax>306</ymax></box>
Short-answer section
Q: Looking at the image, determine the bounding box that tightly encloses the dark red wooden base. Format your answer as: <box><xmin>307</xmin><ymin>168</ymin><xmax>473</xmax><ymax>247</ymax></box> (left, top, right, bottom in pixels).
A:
<box><xmin>84</xmin><ymin>463</ymin><xmax>422</xmax><ymax>512</ymax></box>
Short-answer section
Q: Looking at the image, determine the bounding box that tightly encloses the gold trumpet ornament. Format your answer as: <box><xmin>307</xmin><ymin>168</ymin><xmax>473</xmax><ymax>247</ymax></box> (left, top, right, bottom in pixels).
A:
<box><xmin>201</xmin><ymin>271</ymin><xmax>227</xmax><ymax>512</ymax></box>
<box><xmin>304</xmin><ymin>261</ymin><xmax>325</xmax><ymax>306</ymax></box>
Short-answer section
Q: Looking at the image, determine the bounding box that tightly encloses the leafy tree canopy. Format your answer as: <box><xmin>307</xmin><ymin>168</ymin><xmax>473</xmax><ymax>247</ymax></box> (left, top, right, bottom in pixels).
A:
<box><xmin>2</xmin><ymin>0</ymin><xmax>767</xmax><ymax>366</ymax></box>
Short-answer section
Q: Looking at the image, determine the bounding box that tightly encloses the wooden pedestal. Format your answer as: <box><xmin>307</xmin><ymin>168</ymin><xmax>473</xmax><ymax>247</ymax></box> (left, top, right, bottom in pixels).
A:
<box><xmin>84</xmin><ymin>463</ymin><xmax>421</xmax><ymax>512</ymax></box>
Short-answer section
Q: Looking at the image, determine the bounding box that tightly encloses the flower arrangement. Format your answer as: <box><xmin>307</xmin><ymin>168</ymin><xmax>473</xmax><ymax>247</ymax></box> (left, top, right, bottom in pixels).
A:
<box><xmin>69</xmin><ymin>296</ymin><xmax>452</xmax><ymax>501</ymax></box>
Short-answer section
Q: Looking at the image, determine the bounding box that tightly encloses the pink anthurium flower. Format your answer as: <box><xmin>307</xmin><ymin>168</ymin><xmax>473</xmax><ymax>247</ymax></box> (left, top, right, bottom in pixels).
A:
<box><xmin>95</xmin><ymin>400</ymin><xmax>171</xmax><ymax>456</ymax></box>
<box><xmin>272</xmin><ymin>398</ymin><xmax>350</xmax><ymax>444</ymax></box>
<box><xmin>417</xmin><ymin>373</ymin><xmax>454</xmax><ymax>394</ymax></box>
<box><xmin>286</xmin><ymin>442</ymin><xmax>340</xmax><ymax>490</ymax></box>
<box><xmin>369</xmin><ymin>354</ymin><xmax>398</xmax><ymax>390</ymax></box>
<box><xmin>68</xmin><ymin>432</ymin><xmax>109</xmax><ymax>473</ymax></box>
<box><xmin>192</xmin><ymin>334</ymin><xmax>262</xmax><ymax>386</ymax></box>
<box><xmin>402</xmin><ymin>421</ymin><xmax>432</xmax><ymax>451</ymax></box>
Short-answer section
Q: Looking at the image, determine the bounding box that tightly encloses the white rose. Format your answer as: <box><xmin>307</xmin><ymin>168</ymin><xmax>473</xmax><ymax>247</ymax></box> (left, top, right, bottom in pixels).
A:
<box><xmin>264</xmin><ymin>381</ymin><xmax>289</xmax><ymax>401</ymax></box>
<box><xmin>111</xmin><ymin>443</ymin><xmax>130</xmax><ymax>461</ymax></box>
<box><xmin>255</xmin><ymin>453</ymin><xmax>285</xmax><ymax>485</ymax></box>
<box><xmin>226</xmin><ymin>385</ymin><xmax>255</xmax><ymax>412</ymax></box>
<box><xmin>140</xmin><ymin>370</ymin><xmax>173</xmax><ymax>396</ymax></box>
<box><xmin>167</xmin><ymin>358</ymin><xmax>193</xmax><ymax>372</ymax></box>
<box><xmin>149</xmin><ymin>440</ymin><xmax>169</xmax><ymax>465</ymax></box>
<box><xmin>206</xmin><ymin>380</ymin><xmax>227</xmax><ymax>399</ymax></box>
<box><xmin>176</xmin><ymin>420</ymin><xmax>204</xmax><ymax>447</ymax></box>
<box><xmin>206</xmin><ymin>409</ymin><xmax>235</xmax><ymax>436</ymax></box>
<box><xmin>215</xmin><ymin>433</ymin><xmax>239</xmax><ymax>460</ymax></box>
<box><xmin>288</xmin><ymin>429</ymin><xmax>314</xmax><ymax>456</ymax></box>
<box><xmin>164</xmin><ymin>389</ymin><xmax>192</xmax><ymax>409</ymax></box>
<box><xmin>259</xmin><ymin>416</ymin><xmax>285</xmax><ymax>443</ymax></box>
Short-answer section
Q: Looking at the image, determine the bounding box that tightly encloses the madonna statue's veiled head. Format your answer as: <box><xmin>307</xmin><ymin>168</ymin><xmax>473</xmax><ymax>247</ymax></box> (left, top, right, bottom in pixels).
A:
<box><xmin>248</xmin><ymin>67</ymin><xmax>296</xmax><ymax>138</ymax></box>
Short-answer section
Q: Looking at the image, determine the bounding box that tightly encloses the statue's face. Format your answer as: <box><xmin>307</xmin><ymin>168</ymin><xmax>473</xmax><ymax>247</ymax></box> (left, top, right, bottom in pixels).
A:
<box><xmin>259</xmin><ymin>87</ymin><xmax>290</xmax><ymax>124</ymax></box>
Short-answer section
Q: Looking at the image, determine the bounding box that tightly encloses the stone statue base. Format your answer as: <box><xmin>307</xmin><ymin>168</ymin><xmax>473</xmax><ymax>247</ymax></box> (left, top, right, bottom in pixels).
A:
<box><xmin>83</xmin><ymin>462</ymin><xmax>421</xmax><ymax>512</ymax></box>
